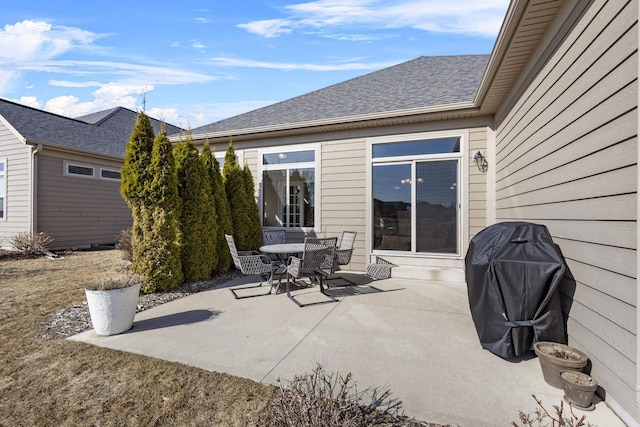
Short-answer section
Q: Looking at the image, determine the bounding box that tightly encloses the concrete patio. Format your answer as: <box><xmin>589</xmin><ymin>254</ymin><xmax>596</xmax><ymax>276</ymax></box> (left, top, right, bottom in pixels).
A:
<box><xmin>71</xmin><ymin>274</ymin><xmax>625</xmax><ymax>426</ymax></box>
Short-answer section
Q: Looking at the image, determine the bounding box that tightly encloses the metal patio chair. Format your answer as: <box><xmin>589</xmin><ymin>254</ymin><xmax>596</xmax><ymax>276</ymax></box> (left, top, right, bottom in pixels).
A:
<box><xmin>225</xmin><ymin>234</ymin><xmax>282</xmax><ymax>299</ymax></box>
<box><xmin>328</xmin><ymin>231</ymin><xmax>358</xmax><ymax>285</ymax></box>
<box><xmin>285</xmin><ymin>237</ymin><xmax>338</xmax><ymax>307</ymax></box>
<box><xmin>262</xmin><ymin>230</ymin><xmax>286</xmax><ymax>245</ymax></box>
<box><xmin>262</xmin><ymin>229</ymin><xmax>287</xmax><ymax>262</ymax></box>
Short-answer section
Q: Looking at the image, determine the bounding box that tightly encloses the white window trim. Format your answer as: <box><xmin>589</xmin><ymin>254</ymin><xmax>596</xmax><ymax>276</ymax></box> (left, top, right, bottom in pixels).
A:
<box><xmin>99</xmin><ymin>167</ymin><xmax>121</xmax><ymax>181</ymax></box>
<box><xmin>64</xmin><ymin>161</ymin><xmax>95</xmax><ymax>179</ymax></box>
<box><xmin>0</xmin><ymin>157</ymin><xmax>6</xmax><ymax>221</ymax></box>
<box><xmin>258</xmin><ymin>143</ymin><xmax>321</xmax><ymax>232</ymax></box>
<box><xmin>366</xmin><ymin>130</ymin><xmax>469</xmax><ymax>260</ymax></box>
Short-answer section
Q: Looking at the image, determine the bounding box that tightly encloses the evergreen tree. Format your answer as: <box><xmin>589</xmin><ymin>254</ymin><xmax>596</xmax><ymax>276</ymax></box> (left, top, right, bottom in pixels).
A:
<box><xmin>136</xmin><ymin>131</ymin><xmax>183</xmax><ymax>292</ymax></box>
<box><xmin>174</xmin><ymin>137</ymin><xmax>216</xmax><ymax>282</ymax></box>
<box><xmin>222</xmin><ymin>140</ymin><xmax>237</xmax><ymax>179</ymax></box>
<box><xmin>201</xmin><ymin>142</ymin><xmax>233</xmax><ymax>273</ymax></box>
<box><xmin>121</xmin><ymin>113</ymin><xmax>155</xmax><ymax>207</ymax></box>
<box><xmin>242</xmin><ymin>164</ymin><xmax>263</xmax><ymax>250</ymax></box>
<box><xmin>120</xmin><ymin>113</ymin><xmax>155</xmax><ymax>275</ymax></box>
<box><xmin>198</xmin><ymin>145</ymin><xmax>219</xmax><ymax>275</ymax></box>
<box><xmin>223</xmin><ymin>142</ymin><xmax>253</xmax><ymax>250</ymax></box>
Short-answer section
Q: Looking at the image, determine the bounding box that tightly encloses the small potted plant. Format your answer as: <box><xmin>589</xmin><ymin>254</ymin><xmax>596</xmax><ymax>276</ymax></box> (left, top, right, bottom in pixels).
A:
<box><xmin>85</xmin><ymin>274</ymin><xmax>141</xmax><ymax>336</ymax></box>
<box><xmin>533</xmin><ymin>341</ymin><xmax>588</xmax><ymax>388</ymax></box>
<box><xmin>559</xmin><ymin>370</ymin><xmax>598</xmax><ymax>410</ymax></box>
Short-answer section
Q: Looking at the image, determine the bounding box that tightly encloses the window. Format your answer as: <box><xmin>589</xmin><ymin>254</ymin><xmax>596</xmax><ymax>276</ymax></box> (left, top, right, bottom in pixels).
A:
<box><xmin>100</xmin><ymin>168</ymin><xmax>121</xmax><ymax>180</ymax></box>
<box><xmin>0</xmin><ymin>159</ymin><xmax>5</xmax><ymax>219</ymax></box>
<box><xmin>261</xmin><ymin>147</ymin><xmax>317</xmax><ymax>229</ymax></box>
<box><xmin>372</xmin><ymin>136</ymin><xmax>461</xmax><ymax>255</ymax></box>
<box><xmin>65</xmin><ymin>162</ymin><xmax>95</xmax><ymax>178</ymax></box>
<box><xmin>215</xmin><ymin>151</ymin><xmax>243</xmax><ymax>170</ymax></box>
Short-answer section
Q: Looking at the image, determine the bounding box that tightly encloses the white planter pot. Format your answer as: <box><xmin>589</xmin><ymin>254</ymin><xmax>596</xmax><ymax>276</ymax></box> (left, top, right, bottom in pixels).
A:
<box><xmin>85</xmin><ymin>283</ymin><xmax>140</xmax><ymax>336</ymax></box>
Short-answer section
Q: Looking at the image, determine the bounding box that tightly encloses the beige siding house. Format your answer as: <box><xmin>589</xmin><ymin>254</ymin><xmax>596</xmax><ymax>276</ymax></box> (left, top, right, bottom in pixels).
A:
<box><xmin>491</xmin><ymin>0</ymin><xmax>638</xmax><ymax>421</ymax></box>
<box><xmin>0</xmin><ymin>101</ymin><xmax>180</xmax><ymax>249</ymax></box>
<box><xmin>179</xmin><ymin>0</ymin><xmax>638</xmax><ymax>423</ymax></box>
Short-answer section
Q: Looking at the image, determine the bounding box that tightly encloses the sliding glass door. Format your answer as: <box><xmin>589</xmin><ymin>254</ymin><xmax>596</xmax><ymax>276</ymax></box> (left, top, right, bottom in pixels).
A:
<box><xmin>371</xmin><ymin>136</ymin><xmax>461</xmax><ymax>256</ymax></box>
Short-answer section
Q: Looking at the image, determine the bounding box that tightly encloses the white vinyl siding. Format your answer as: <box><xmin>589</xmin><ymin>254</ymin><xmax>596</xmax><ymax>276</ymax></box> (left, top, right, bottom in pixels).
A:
<box><xmin>0</xmin><ymin>119</ymin><xmax>32</xmax><ymax>248</ymax></box>
<box><xmin>494</xmin><ymin>0</ymin><xmax>637</xmax><ymax>420</ymax></box>
<box><xmin>468</xmin><ymin>127</ymin><xmax>488</xmax><ymax>240</ymax></box>
<box><xmin>322</xmin><ymin>139</ymin><xmax>366</xmax><ymax>272</ymax></box>
<box><xmin>38</xmin><ymin>154</ymin><xmax>131</xmax><ymax>249</ymax></box>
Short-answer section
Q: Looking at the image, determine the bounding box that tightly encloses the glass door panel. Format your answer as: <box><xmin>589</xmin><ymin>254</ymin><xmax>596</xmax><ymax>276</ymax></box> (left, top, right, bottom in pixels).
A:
<box><xmin>262</xmin><ymin>170</ymin><xmax>286</xmax><ymax>226</ymax></box>
<box><xmin>372</xmin><ymin>164</ymin><xmax>412</xmax><ymax>251</ymax></box>
<box><xmin>415</xmin><ymin>160</ymin><xmax>458</xmax><ymax>254</ymax></box>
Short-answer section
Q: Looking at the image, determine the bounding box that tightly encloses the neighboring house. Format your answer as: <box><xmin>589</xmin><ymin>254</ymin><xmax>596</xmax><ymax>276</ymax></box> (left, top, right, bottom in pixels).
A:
<box><xmin>174</xmin><ymin>0</ymin><xmax>638</xmax><ymax>423</ymax></box>
<box><xmin>0</xmin><ymin>100</ymin><xmax>181</xmax><ymax>249</ymax></box>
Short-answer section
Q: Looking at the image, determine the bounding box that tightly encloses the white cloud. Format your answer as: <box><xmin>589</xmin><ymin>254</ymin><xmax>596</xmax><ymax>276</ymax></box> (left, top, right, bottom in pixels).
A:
<box><xmin>0</xmin><ymin>19</ymin><xmax>217</xmax><ymax>97</ymax></box>
<box><xmin>239</xmin><ymin>0</ymin><xmax>508</xmax><ymax>38</ymax></box>
<box><xmin>19</xmin><ymin>60</ymin><xmax>216</xmax><ymax>86</ymax></box>
<box><xmin>0</xmin><ymin>20</ymin><xmax>98</xmax><ymax>62</ymax></box>
<box><xmin>12</xmin><ymin>96</ymin><xmax>41</xmax><ymax>109</ymax></box>
<box><xmin>237</xmin><ymin>19</ymin><xmax>294</xmax><ymax>38</ymax></box>
<box><xmin>195</xmin><ymin>17</ymin><xmax>213</xmax><ymax>24</ymax></box>
<box><xmin>49</xmin><ymin>80</ymin><xmax>103</xmax><ymax>88</ymax></box>
<box><xmin>42</xmin><ymin>83</ymin><xmax>150</xmax><ymax>117</ymax></box>
<box><xmin>211</xmin><ymin>56</ymin><xmax>399</xmax><ymax>71</ymax></box>
<box><xmin>0</xmin><ymin>19</ymin><xmax>100</xmax><ymax>93</ymax></box>
<box><xmin>191</xmin><ymin>40</ymin><xmax>207</xmax><ymax>50</ymax></box>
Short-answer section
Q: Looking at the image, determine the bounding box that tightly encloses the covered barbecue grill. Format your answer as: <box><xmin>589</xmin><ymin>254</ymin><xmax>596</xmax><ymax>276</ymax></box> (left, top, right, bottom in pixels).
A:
<box><xmin>465</xmin><ymin>222</ymin><xmax>567</xmax><ymax>359</ymax></box>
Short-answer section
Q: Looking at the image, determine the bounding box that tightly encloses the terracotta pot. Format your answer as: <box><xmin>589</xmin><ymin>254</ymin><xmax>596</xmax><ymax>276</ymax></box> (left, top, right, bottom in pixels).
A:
<box><xmin>560</xmin><ymin>370</ymin><xmax>598</xmax><ymax>410</ymax></box>
<box><xmin>85</xmin><ymin>283</ymin><xmax>140</xmax><ymax>336</ymax></box>
<box><xmin>533</xmin><ymin>341</ymin><xmax>588</xmax><ymax>389</ymax></box>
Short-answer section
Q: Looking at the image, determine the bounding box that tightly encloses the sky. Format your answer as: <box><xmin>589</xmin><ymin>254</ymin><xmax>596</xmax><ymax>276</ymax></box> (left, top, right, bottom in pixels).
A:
<box><xmin>0</xmin><ymin>0</ymin><xmax>510</xmax><ymax>129</ymax></box>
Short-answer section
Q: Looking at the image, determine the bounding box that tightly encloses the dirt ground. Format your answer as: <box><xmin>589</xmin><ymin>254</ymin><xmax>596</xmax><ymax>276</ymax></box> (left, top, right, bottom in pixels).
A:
<box><xmin>0</xmin><ymin>250</ymin><xmax>273</xmax><ymax>426</ymax></box>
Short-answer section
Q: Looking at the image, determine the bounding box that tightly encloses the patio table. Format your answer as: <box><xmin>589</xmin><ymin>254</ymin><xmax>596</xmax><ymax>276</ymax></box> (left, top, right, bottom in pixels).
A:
<box><xmin>259</xmin><ymin>243</ymin><xmax>305</xmax><ymax>263</ymax></box>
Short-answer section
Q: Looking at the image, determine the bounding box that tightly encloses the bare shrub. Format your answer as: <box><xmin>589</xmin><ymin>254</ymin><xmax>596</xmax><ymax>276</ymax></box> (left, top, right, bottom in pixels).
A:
<box><xmin>10</xmin><ymin>231</ymin><xmax>54</xmax><ymax>255</ymax></box>
<box><xmin>512</xmin><ymin>395</ymin><xmax>595</xmax><ymax>427</ymax></box>
<box><xmin>115</xmin><ymin>228</ymin><xmax>133</xmax><ymax>261</ymax></box>
<box><xmin>84</xmin><ymin>274</ymin><xmax>142</xmax><ymax>291</ymax></box>
<box><xmin>258</xmin><ymin>363</ymin><xmax>432</xmax><ymax>427</ymax></box>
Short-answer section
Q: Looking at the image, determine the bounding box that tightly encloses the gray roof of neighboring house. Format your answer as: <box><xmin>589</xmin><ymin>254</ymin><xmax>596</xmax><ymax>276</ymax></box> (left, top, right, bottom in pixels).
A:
<box><xmin>0</xmin><ymin>99</ymin><xmax>181</xmax><ymax>158</ymax></box>
<box><xmin>77</xmin><ymin>107</ymin><xmax>182</xmax><ymax>139</ymax></box>
<box><xmin>190</xmin><ymin>54</ymin><xmax>490</xmax><ymax>135</ymax></box>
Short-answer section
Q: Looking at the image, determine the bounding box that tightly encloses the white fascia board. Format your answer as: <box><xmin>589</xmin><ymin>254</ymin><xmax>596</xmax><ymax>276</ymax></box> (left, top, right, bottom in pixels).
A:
<box><xmin>172</xmin><ymin>102</ymin><xmax>478</xmax><ymax>142</ymax></box>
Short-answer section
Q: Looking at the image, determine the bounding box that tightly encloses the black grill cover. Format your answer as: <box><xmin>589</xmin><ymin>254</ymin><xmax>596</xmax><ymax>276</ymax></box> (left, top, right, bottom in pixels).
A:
<box><xmin>465</xmin><ymin>222</ymin><xmax>566</xmax><ymax>359</ymax></box>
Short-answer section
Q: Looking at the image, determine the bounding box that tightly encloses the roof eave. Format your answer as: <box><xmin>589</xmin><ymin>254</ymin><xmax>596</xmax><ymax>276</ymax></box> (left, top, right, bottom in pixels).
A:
<box><xmin>25</xmin><ymin>138</ymin><xmax>124</xmax><ymax>161</ymax></box>
<box><xmin>176</xmin><ymin>101</ymin><xmax>478</xmax><ymax>142</ymax></box>
<box><xmin>473</xmin><ymin>0</ymin><xmax>528</xmax><ymax>108</ymax></box>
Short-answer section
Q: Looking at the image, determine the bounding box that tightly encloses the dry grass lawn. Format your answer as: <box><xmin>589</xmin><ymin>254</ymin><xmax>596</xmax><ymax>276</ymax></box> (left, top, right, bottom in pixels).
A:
<box><xmin>0</xmin><ymin>250</ymin><xmax>273</xmax><ymax>426</ymax></box>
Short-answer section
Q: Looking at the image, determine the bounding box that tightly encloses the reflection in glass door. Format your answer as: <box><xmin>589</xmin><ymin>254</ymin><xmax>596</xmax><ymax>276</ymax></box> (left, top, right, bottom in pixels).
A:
<box><xmin>416</xmin><ymin>161</ymin><xmax>458</xmax><ymax>253</ymax></box>
<box><xmin>372</xmin><ymin>164</ymin><xmax>412</xmax><ymax>251</ymax></box>
<box><xmin>372</xmin><ymin>160</ymin><xmax>459</xmax><ymax>255</ymax></box>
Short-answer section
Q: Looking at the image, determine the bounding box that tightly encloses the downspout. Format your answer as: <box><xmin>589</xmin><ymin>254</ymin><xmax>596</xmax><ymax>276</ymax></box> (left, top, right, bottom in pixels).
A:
<box><xmin>29</xmin><ymin>143</ymin><xmax>42</xmax><ymax>233</ymax></box>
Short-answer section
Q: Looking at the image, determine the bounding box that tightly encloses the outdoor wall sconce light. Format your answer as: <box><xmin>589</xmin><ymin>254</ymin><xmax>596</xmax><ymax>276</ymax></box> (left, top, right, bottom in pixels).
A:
<box><xmin>473</xmin><ymin>150</ymin><xmax>488</xmax><ymax>172</ymax></box>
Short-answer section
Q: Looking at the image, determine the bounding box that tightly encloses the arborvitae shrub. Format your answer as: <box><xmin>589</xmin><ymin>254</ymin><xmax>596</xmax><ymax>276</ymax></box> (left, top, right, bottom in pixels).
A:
<box><xmin>201</xmin><ymin>142</ymin><xmax>232</xmax><ymax>273</ymax></box>
<box><xmin>137</xmin><ymin>206</ymin><xmax>183</xmax><ymax>292</ymax></box>
<box><xmin>121</xmin><ymin>113</ymin><xmax>155</xmax><ymax>207</ymax></box>
<box><xmin>120</xmin><ymin>113</ymin><xmax>155</xmax><ymax>276</ymax></box>
<box><xmin>135</xmin><ymin>131</ymin><xmax>183</xmax><ymax>292</ymax></box>
<box><xmin>242</xmin><ymin>164</ymin><xmax>263</xmax><ymax>251</ymax></box>
<box><xmin>175</xmin><ymin>138</ymin><xmax>216</xmax><ymax>282</ymax></box>
<box><xmin>223</xmin><ymin>142</ymin><xmax>253</xmax><ymax>251</ymax></box>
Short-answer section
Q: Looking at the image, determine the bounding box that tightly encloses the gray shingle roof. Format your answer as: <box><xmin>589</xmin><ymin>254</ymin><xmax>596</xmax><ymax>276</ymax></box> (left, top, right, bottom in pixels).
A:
<box><xmin>191</xmin><ymin>55</ymin><xmax>490</xmax><ymax>135</ymax></box>
<box><xmin>0</xmin><ymin>99</ymin><xmax>182</xmax><ymax>158</ymax></box>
